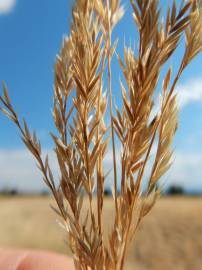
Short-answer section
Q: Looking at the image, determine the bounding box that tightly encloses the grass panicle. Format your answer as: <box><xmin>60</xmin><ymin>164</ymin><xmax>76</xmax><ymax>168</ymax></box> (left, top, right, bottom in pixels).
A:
<box><xmin>1</xmin><ymin>0</ymin><xmax>202</xmax><ymax>269</ymax></box>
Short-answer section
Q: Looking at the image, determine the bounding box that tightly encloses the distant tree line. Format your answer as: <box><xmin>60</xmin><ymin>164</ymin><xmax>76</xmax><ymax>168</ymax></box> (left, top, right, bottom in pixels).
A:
<box><xmin>0</xmin><ymin>188</ymin><xmax>18</xmax><ymax>196</ymax></box>
<box><xmin>0</xmin><ymin>188</ymin><xmax>50</xmax><ymax>196</ymax></box>
<box><xmin>0</xmin><ymin>185</ymin><xmax>198</xmax><ymax>197</ymax></box>
<box><xmin>166</xmin><ymin>185</ymin><xmax>185</xmax><ymax>195</ymax></box>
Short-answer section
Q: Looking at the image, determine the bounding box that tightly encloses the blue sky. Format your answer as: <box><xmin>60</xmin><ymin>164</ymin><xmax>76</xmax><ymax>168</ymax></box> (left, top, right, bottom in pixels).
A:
<box><xmin>0</xmin><ymin>0</ymin><xmax>202</xmax><ymax>192</ymax></box>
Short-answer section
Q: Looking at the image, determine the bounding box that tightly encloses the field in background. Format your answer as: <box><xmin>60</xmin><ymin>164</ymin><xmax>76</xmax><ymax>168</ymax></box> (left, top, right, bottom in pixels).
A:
<box><xmin>0</xmin><ymin>196</ymin><xmax>202</xmax><ymax>270</ymax></box>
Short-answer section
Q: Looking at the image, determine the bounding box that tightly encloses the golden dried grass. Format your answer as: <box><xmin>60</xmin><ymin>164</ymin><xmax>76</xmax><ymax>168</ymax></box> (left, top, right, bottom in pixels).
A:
<box><xmin>1</xmin><ymin>1</ymin><xmax>202</xmax><ymax>269</ymax></box>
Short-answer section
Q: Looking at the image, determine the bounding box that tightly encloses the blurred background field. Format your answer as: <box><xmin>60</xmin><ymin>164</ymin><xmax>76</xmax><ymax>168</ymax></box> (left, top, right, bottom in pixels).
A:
<box><xmin>0</xmin><ymin>195</ymin><xmax>202</xmax><ymax>270</ymax></box>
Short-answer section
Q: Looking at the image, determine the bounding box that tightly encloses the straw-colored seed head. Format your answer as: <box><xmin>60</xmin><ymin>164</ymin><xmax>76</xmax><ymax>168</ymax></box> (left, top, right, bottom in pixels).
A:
<box><xmin>0</xmin><ymin>1</ymin><xmax>202</xmax><ymax>270</ymax></box>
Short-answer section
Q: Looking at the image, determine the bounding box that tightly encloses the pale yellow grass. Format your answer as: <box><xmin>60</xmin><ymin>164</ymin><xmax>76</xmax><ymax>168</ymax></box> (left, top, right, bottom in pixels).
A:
<box><xmin>0</xmin><ymin>196</ymin><xmax>202</xmax><ymax>270</ymax></box>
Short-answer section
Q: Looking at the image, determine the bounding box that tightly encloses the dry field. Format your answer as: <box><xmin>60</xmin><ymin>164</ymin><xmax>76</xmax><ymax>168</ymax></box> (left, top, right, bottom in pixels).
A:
<box><xmin>0</xmin><ymin>196</ymin><xmax>202</xmax><ymax>270</ymax></box>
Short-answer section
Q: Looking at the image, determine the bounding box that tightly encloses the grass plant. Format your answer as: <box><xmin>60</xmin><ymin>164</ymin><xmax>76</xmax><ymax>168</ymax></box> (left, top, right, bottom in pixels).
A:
<box><xmin>0</xmin><ymin>1</ymin><xmax>202</xmax><ymax>269</ymax></box>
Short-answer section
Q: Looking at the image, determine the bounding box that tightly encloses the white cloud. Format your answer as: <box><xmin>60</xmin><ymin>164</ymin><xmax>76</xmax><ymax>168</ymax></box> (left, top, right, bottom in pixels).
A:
<box><xmin>166</xmin><ymin>151</ymin><xmax>202</xmax><ymax>191</ymax></box>
<box><xmin>0</xmin><ymin>149</ymin><xmax>58</xmax><ymax>192</ymax></box>
<box><xmin>0</xmin><ymin>147</ymin><xmax>202</xmax><ymax>193</ymax></box>
<box><xmin>101</xmin><ymin>145</ymin><xmax>202</xmax><ymax>192</ymax></box>
<box><xmin>0</xmin><ymin>0</ymin><xmax>16</xmax><ymax>14</ymax></box>
<box><xmin>150</xmin><ymin>77</ymin><xmax>202</xmax><ymax>120</ymax></box>
<box><xmin>176</xmin><ymin>78</ymin><xmax>202</xmax><ymax>107</ymax></box>
<box><xmin>103</xmin><ymin>148</ymin><xmax>202</xmax><ymax>192</ymax></box>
